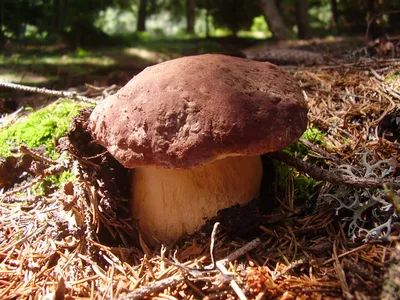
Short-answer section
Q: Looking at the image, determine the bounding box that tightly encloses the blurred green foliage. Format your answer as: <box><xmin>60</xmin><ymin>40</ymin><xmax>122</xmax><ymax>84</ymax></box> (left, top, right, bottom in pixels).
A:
<box><xmin>2</xmin><ymin>0</ymin><xmax>399</xmax><ymax>46</ymax></box>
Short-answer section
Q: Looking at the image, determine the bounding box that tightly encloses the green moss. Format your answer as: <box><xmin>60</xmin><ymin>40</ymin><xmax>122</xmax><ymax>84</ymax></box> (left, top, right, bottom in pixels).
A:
<box><xmin>33</xmin><ymin>171</ymin><xmax>75</xmax><ymax>195</ymax></box>
<box><xmin>272</xmin><ymin>127</ymin><xmax>326</xmax><ymax>201</ymax></box>
<box><xmin>286</xmin><ymin>127</ymin><xmax>327</xmax><ymax>158</ymax></box>
<box><xmin>0</xmin><ymin>99</ymin><xmax>87</xmax><ymax>158</ymax></box>
<box><xmin>273</xmin><ymin>160</ymin><xmax>320</xmax><ymax>201</ymax></box>
<box><xmin>293</xmin><ymin>175</ymin><xmax>320</xmax><ymax>200</ymax></box>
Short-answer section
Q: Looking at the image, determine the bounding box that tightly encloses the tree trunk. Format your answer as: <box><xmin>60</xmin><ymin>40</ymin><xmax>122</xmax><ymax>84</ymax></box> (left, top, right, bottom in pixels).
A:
<box><xmin>231</xmin><ymin>0</ymin><xmax>238</xmax><ymax>37</ymax></box>
<box><xmin>52</xmin><ymin>0</ymin><xmax>60</xmax><ymax>30</ymax></box>
<box><xmin>295</xmin><ymin>0</ymin><xmax>311</xmax><ymax>39</ymax></box>
<box><xmin>186</xmin><ymin>0</ymin><xmax>196</xmax><ymax>34</ymax></box>
<box><xmin>366</xmin><ymin>0</ymin><xmax>374</xmax><ymax>13</ymax></box>
<box><xmin>259</xmin><ymin>0</ymin><xmax>290</xmax><ymax>40</ymax></box>
<box><xmin>60</xmin><ymin>0</ymin><xmax>68</xmax><ymax>31</ymax></box>
<box><xmin>52</xmin><ymin>0</ymin><xmax>69</xmax><ymax>34</ymax></box>
<box><xmin>205</xmin><ymin>0</ymin><xmax>210</xmax><ymax>38</ymax></box>
<box><xmin>137</xmin><ymin>0</ymin><xmax>147</xmax><ymax>32</ymax></box>
<box><xmin>329</xmin><ymin>0</ymin><xmax>339</xmax><ymax>33</ymax></box>
<box><xmin>0</xmin><ymin>0</ymin><xmax>4</xmax><ymax>42</ymax></box>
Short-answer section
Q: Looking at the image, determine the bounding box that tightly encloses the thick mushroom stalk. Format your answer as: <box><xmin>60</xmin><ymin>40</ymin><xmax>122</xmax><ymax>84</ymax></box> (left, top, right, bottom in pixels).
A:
<box><xmin>131</xmin><ymin>155</ymin><xmax>263</xmax><ymax>245</ymax></box>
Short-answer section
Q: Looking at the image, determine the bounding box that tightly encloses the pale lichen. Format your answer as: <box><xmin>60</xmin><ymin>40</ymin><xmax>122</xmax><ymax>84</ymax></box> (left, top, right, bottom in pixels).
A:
<box><xmin>321</xmin><ymin>151</ymin><xmax>398</xmax><ymax>241</ymax></box>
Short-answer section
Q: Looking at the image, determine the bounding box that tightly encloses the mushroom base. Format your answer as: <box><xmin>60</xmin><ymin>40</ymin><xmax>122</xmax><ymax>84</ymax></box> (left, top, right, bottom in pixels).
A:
<box><xmin>131</xmin><ymin>155</ymin><xmax>263</xmax><ymax>246</ymax></box>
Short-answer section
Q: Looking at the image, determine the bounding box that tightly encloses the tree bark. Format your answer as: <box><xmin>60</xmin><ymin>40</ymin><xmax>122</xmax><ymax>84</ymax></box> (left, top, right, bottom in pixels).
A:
<box><xmin>186</xmin><ymin>0</ymin><xmax>196</xmax><ymax>34</ymax></box>
<box><xmin>329</xmin><ymin>0</ymin><xmax>339</xmax><ymax>33</ymax></box>
<box><xmin>137</xmin><ymin>0</ymin><xmax>147</xmax><ymax>32</ymax></box>
<box><xmin>52</xmin><ymin>0</ymin><xmax>68</xmax><ymax>34</ymax></box>
<box><xmin>52</xmin><ymin>0</ymin><xmax>60</xmax><ymax>30</ymax></box>
<box><xmin>205</xmin><ymin>0</ymin><xmax>210</xmax><ymax>38</ymax></box>
<box><xmin>295</xmin><ymin>0</ymin><xmax>311</xmax><ymax>39</ymax></box>
<box><xmin>268</xmin><ymin>150</ymin><xmax>400</xmax><ymax>189</ymax></box>
<box><xmin>0</xmin><ymin>0</ymin><xmax>4</xmax><ymax>42</ymax></box>
<box><xmin>259</xmin><ymin>0</ymin><xmax>290</xmax><ymax>40</ymax></box>
<box><xmin>60</xmin><ymin>0</ymin><xmax>68</xmax><ymax>31</ymax></box>
<box><xmin>231</xmin><ymin>0</ymin><xmax>238</xmax><ymax>37</ymax></box>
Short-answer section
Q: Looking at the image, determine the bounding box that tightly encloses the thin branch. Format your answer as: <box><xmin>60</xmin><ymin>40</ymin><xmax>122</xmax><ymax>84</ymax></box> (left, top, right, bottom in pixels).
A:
<box><xmin>163</xmin><ymin>223</ymin><xmax>220</xmax><ymax>274</ymax></box>
<box><xmin>0</xmin><ymin>80</ymin><xmax>99</xmax><ymax>105</ymax></box>
<box><xmin>119</xmin><ymin>275</ymin><xmax>184</xmax><ymax>300</ymax></box>
<box><xmin>0</xmin><ymin>159</ymin><xmax>70</xmax><ymax>200</ymax></box>
<box><xmin>365</xmin><ymin>10</ymin><xmax>400</xmax><ymax>42</ymax></box>
<box><xmin>268</xmin><ymin>150</ymin><xmax>400</xmax><ymax>189</ymax></box>
<box><xmin>19</xmin><ymin>144</ymin><xmax>58</xmax><ymax>165</ymax></box>
<box><xmin>120</xmin><ymin>238</ymin><xmax>261</xmax><ymax>300</ymax></box>
<box><xmin>299</xmin><ymin>138</ymin><xmax>344</xmax><ymax>165</ymax></box>
<box><xmin>215</xmin><ymin>260</ymin><xmax>247</xmax><ymax>300</ymax></box>
<box><xmin>273</xmin><ymin>258</ymin><xmax>308</xmax><ymax>281</ymax></box>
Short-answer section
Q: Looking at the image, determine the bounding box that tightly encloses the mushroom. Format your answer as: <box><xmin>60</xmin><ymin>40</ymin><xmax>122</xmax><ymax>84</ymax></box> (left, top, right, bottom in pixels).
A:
<box><xmin>89</xmin><ymin>54</ymin><xmax>308</xmax><ymax>246</ymax></box>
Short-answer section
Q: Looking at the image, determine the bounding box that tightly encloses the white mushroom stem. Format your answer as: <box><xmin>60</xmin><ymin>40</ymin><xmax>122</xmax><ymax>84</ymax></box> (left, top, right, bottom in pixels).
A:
<box><xmin>131</xmin><ymin>155</ymin><xmax>263</xmax><ymax>246</ymax></box>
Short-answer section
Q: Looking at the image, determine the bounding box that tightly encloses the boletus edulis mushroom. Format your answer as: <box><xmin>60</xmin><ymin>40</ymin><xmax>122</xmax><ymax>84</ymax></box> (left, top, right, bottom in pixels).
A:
<box><xmin>89</xmin><ymin>54</ymin><xmax>308</xmax><ymax>246</ymax></box>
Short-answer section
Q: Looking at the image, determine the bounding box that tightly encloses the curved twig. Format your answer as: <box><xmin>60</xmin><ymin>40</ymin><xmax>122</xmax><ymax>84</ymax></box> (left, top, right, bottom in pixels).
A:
<box><xmin>268</xmin><ymin>150</ymin><xmax>400</xmax><ymax>189</ymax></box>
<box><xmin>0</xmin><ymin>80</ymin><xmax>98</xmax><ymax>105</ymax></box>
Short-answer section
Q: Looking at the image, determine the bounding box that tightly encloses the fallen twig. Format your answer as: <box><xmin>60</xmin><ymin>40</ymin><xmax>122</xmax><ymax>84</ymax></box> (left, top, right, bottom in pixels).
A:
<box><xmin>299</xmin><ymin>138</ymin><xmax>344</xmax><ymax>165</ymax></box>
<box><xmin>120</xmin><ymin>238</ymin><xmax>261</xmax><ymax>300</ymax></box>
<box><xmin>118</xmin><ymin>275</ymin><xmax>184</xmax><ymax>300</ymax></box>
<box><xmin>0</xmin><ymin>80</ymin><xmax>99</xmax><ymax>105</ymax></box>
<box><xmin>19</xmin><ymin>144</ymin><xmax>58</xmax><ymax>165</ymax></box>
<box><xmin>268</xmin><ymin>150</ymin><xmax>400</xmax><ymax>189</ymax></box>
<box><xmin>0</xmin><ymin>158</ymin><xmax>70</xmax><ymax>200</ymax></box>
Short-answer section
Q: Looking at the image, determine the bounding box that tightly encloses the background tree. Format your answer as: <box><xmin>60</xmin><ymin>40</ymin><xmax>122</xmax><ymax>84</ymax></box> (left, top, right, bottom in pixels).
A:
<box><xmin>0</xmin><ymin>0</ymin><xmax>4</xmax><ymax>42</ymax></box>
<box><xmin>259</xmin><ymin>0</ymin><xmax>291</xmax><ymax>40</ymax></box>
<box><xmin>186</xmin><ymin>0</ymin><xmax>196</xmax><ymax>34</ymax></box>
<box><xmin>295</xmin><ymin>0</ymin><xmax>311</xmax><ymax>39</ymax></box>
<box><xmin>197</xmin><ymin>0</ymin><xmax>262</xmax><ymax>37</ymax></box>
<box><xmin>137</xmin><ymin>0</ymin><xmax>147</xmax><ymax>32</ymax></box>
<box><xmin>1</xmin><ymin>0</ymin><xmax>400</xmax><ymax>47</ymax></box>
<box><xmin>329</xmin><ymin>0</ymin><xmax>339</xmax><ymax>33</ymax></box>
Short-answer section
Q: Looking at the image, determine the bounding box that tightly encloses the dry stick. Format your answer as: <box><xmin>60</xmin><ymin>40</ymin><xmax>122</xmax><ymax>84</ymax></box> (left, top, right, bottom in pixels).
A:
<box><xmin>321</xmin><ymin>243</ymin><xmax>370</xmax><ymax>266</ymax></box>
<box><xmin>19</xmin><ymin>144</ymin><xmax>58</xmax><ymax>165</ymax></box>
<box><xmin>119</xmin><ymin>238</ymin><xmax>261</xmax><ymax>300</ymax></box>
<box><xmin>365</xmin><ymin>10</ymin><xmax>400</xmax><ymax>42</ymax></box>
<box><xmin>161</xmin><ymin>223</ymin><xmax>220</xmax><ymax>274</ymax></box>
<box><xmin>119</xmin><ymin>276</ymin><xmax>183</xmax><ymax>300</ymax></box>
<box><xmin>333</xmin><ymin>241</ymin><xmax>352</xmax><ymax>300</ymax></box>
<box><xmin>161</xmin><ymin>223</ymin><xmax>248</xmax><ymax>299</ymax></box>
<box><xmin>299</xmin><ymin>138</ymin><xmax>343</xmax><ymax>165</ymax></box>
<box><xmin>273</xmin><ymin>259</ymin><xmax>308</xmax><ymax>281</ymax></box>
<box><xmin>268</xmin><ymin>150</ymin><xmax>400</xmax><ymax>189</ymax></box>
<box><xmin>0</xmin><ymin>80</ymin><xmax>99</xmax><ymax>105</ymax></box>
<box><xmin>0</xmin><ymin>159</ymin><xmax>70</xmax><ymax>199</ymax></box>
<box><xmin>215</xmin><ymin>261</ymin><xmax>247</xmax><ymax>300</ymax></box>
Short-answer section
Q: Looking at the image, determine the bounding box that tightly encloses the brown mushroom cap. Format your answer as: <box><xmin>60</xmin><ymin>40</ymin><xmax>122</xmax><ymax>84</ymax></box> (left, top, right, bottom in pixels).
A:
<box><xmin>89</xmin><ymin>54</ymin><xmax>308</xmax><ymax>169</ymax></box>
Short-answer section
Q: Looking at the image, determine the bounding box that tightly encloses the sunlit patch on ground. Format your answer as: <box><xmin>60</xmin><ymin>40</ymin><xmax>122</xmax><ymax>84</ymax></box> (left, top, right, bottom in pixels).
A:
<box><xmin>123</xmin><ymin>47</ymin><xmax>168</xmax><ymax>62</ymax></box>
<box><xmin>0</xmin><ymin>69</ymin><xmax>49</xmax><ymax>84</ymax></box>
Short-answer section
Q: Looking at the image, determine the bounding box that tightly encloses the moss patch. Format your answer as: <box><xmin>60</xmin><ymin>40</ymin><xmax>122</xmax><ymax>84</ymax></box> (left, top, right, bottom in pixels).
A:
<box><xmin>0</xmin><ymin>99</ymin><xmax>88</xmax><ymax>158</ymax></box>
<box><xmin>286</xmin><ymin>127</ymin><xmax>327</xmax><ymax>157</ymax></box>
<box><xmin>274</xmin><ymin>128</ymin><xmax>327</xmax><ymax>201</ymax></box>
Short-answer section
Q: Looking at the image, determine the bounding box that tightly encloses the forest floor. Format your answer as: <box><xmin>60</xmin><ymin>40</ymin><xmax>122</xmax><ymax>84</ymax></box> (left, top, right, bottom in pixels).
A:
<box><xmin>0</xmin><ymin>36</ymin><xmax>399</xmax><ymax>299</ymax></box>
